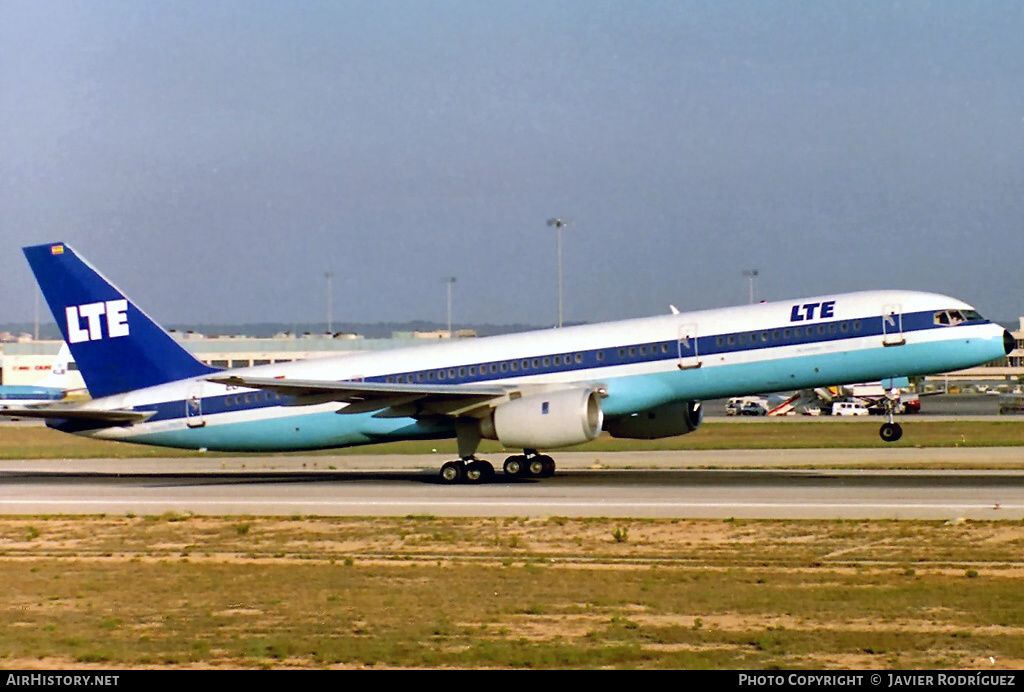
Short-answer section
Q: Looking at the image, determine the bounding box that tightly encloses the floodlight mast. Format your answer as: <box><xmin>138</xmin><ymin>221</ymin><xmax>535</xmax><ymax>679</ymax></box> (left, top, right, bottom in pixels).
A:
<box><xmin>743</xmin><ymin>269</ymin><xmax>759</xmax><ymax>305</ymax></box>
<box><xmin>325</xmin><ymin>271</ymin><xmax>333</xmax><ymax>333</ymax></box>
<box><xmin>547</xmin><ymin>218</ymin><xmax>571</xmax><ymax>328</ymax></box>
<box><xmin>442</xmin><ymin>276</ymin><xmax>457</xmax><ymax>335</ymax></box>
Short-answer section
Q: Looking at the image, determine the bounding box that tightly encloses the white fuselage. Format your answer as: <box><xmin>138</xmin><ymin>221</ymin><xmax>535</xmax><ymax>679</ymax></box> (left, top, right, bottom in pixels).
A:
<box><xmin>56</xmin><ymin>290</ymin><xmax>1009</xmax><ymax>452</ymax></box>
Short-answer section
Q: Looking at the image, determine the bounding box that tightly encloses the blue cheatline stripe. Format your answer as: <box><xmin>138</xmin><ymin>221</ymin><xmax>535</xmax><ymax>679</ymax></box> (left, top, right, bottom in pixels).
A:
<box><xmin>128</xmin><ymin>308</ymin><xmax>985</xmax><ymax>426</ymax></box>
<box><xmin>80</xmin><ymin>332</ymin><xmax>1002</xmax><ymax>452</ymax></box>
<box><xmin>369</xmin><ymin>309</ymin><xmax>981</xmax><ymax>387</ymax></box>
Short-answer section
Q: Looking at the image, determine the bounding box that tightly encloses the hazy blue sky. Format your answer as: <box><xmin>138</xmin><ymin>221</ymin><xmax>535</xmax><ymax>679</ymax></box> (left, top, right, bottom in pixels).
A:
<box><xmin>2</xmin><ymin>1</ymin><xmax>1022</xmax><ymax>328</ymax></box>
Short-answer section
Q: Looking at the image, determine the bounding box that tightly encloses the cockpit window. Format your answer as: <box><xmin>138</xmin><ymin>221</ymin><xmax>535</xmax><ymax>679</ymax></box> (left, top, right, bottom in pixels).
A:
<box><xmin>934</xmin><ymin>309</ymin><xmax>985</xmax><ymax>326</ymax></box>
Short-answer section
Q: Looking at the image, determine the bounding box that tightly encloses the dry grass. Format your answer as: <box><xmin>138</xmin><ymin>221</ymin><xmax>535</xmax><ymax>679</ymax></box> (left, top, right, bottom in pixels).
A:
<box><xmin>2</xmin><ymin>515</ymin><xmax>1024</xmax><ymax>669</ymax></box>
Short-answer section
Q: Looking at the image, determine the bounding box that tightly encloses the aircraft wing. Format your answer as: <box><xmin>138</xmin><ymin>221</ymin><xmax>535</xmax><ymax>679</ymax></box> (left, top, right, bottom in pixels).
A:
<box><xmin>207</xmin><ymin>375</ymin><xmax>518</xmax><ymax>417</ymax></box>
<box><xmin>0</xmin><ymin>405</ymin><xmax>154</xmax><ymax>423</ymax></box>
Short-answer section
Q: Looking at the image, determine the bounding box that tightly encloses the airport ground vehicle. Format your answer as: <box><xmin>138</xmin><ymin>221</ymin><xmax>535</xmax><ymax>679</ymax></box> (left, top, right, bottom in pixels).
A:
<box><xmin>998</xmin><ymin>393</ymin><xmax>1024</xmax><ymax>415</ymax></box>
<box><xmin>740</xmin><ymin>401</ymin><xmax>767</xmax><ymax>416</ymax></box>
<box><xmin>832</xmin><ymin>401</ymin><xmax>870</xmax><ymax>416</ymax></box>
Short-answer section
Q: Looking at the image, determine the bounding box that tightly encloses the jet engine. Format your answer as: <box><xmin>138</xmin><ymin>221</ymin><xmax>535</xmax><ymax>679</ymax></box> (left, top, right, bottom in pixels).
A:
<box><xmin>479</xmin><ymin>388</ymin><xmax>604</xmax><ymax>449</ymax></box>
<box><xmin>604</xmin><ymin>400</ymin><xmax>703</xmax><ymax>439</ymax></box>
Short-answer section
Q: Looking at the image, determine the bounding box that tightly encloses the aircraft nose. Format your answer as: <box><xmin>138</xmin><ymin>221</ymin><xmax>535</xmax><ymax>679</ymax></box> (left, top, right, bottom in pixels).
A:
<box><xmin>1005</xmin><ymin>330</ymin><xmax>1016</xmax><ymax>356</ymax></box>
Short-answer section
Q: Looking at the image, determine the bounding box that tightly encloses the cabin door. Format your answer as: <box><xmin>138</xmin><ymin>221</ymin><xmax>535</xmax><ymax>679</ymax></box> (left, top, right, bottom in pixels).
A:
<box><xmin>882</xmin><ymin>304</ymin><xmax>905</xmax><ymax>347</ymax></box>
<box><xmin>185</xmin><ymin>383</ymin><xmax>206</xmax><ymax>428</ymax></box>
<box><xmin>677</xmin><ymin>323</ymin><xmax>701</xmax><ymax>369</ymax></box>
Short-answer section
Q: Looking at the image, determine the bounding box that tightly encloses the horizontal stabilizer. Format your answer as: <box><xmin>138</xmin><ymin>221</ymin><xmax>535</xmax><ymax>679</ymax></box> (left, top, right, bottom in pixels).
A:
<box><xmin>0</xmin><ymin>405</ymin><xmax>154</xmax><ymax>423</ymax></box>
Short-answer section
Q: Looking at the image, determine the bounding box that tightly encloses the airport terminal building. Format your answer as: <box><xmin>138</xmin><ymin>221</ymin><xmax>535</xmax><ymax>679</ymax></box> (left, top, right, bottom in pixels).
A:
<box><xmin>0</xmin><ymin>329</ymin><xmax>471</xmax><ymax>389</ymax></box>
<box><xmin>2</xmin><ymin>319</ymin><xmax>1023</xmax><ymax>391</ymax></box>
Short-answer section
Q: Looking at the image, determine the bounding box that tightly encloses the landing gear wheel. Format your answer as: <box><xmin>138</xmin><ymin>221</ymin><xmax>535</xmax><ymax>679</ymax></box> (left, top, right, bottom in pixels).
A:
<box><xmin>879</xmin><ymin>422</ymin><xmax>903</xmax><ymax>443</ymax></box>
<box><xmin>464</xmin><ymin>460</ymin><xmax>494</xmax><ymax>484</ymax></box>
<box><xmin>503</xmin><ymin>455</ymin><xmax>527</xmax><ymax>477</ymax></box>
<box><xmin>440</xmin><ymin>461</ymin><xmax>464</xmax><ymax>484</ymax></box>
<box><xmin>540</xmin><ymin>456</ymin><xmax>555</xmax><ymax>478</ymax></box>
<box><xmin>528</xmin><ymin>455</ymin><xmax>556</xmax><ymax>478</ymax></box>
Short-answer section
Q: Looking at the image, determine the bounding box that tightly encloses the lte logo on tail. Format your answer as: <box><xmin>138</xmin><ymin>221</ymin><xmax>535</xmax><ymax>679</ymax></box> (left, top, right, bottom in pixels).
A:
<box><xmin>66</xmin><ymin>300</ymin><xmax>130</xmax><ymax>343</ymax></box>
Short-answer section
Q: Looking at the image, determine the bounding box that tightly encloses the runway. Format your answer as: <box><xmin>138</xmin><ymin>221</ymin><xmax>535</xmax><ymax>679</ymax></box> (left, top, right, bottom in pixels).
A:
<box><xmin>2</xmin><ymin>449</ymin><xmax>1023</xmax><ymax>519</ymax></box>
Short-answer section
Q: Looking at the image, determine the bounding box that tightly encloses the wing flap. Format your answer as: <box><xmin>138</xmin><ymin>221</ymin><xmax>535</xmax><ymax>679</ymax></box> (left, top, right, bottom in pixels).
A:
<box><xmin>208</xmin><ymin>375</ymin><xmax>512</xmax><ymax>403</ymax></box>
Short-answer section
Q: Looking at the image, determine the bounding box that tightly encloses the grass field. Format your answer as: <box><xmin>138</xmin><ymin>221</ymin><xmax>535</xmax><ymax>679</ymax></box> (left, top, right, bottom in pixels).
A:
<box><xmin>2</xmin><ymin>418</ymin><xmax>1024</xmax><ymax>460</ymax></box>
<box><xmin>1</xmin><ymin>515</ymin><xmax>1023</xmax><ymax>669</ymax></box>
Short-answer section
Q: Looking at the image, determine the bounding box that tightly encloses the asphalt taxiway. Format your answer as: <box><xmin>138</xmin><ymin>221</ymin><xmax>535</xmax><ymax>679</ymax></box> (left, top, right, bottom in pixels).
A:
<box><xmin>2</xmin><ymin>448</ymin><xmax>1022</xmax><ymax>520</ymax></box>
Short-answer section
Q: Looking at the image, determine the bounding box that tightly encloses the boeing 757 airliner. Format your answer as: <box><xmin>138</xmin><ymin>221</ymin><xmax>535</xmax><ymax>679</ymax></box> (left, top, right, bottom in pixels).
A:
<box><xmin>8</xmin><ymin>242</ymin><xmax>1013</xmax><ymax>483</ymax></box>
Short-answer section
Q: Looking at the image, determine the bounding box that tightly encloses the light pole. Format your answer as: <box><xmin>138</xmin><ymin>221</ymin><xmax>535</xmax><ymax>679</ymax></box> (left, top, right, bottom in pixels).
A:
<box><xmin>743</xmin><ymin>269</ymin><xmax>759</xmax><ymax>304</ymax></box>
<box><xmin>443</xmin><ymin>276</ymin><xmax>456</xmax><ymax>336</ymax></box>
<box><xmin>325</xmin><ymin>271</ymin><xmax>333</xmax><ymax>334</ymax></box>
<box><xmin>547</xmin><ymin>218</ymin><xmax>571</xmax><ymax>327</ymax></box>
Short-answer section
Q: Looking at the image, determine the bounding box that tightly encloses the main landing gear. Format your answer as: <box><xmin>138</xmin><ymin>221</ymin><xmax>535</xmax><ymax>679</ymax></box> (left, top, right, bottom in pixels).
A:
<box><xmin>440</xmin><ymin>458</ymin><xmax>495</xmax><ymax>484</ymax></box>
<box><xmin>439</xmin><ymin>451</ymin><xmax>556</xmax><ymax>484</ymax></box>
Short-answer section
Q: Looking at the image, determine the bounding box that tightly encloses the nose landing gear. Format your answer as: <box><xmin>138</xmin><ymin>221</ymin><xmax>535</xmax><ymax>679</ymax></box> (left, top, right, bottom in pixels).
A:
<box><xmin>879</xmin><ymin>387</ymin><xmax>904</xmax><ymax>442</ymax></box>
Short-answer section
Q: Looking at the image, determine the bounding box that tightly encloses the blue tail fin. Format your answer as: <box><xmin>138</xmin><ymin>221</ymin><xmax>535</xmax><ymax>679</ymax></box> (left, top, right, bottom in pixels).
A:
<box><xmin>23</xmin><ymin>242</ymin><xmax>217</xmax><ymax>398</ymax></box>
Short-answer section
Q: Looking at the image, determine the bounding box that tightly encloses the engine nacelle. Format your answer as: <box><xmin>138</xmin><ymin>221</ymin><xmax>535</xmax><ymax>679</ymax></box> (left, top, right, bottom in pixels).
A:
<box><xmin>604</xmin><ymin>400</ymin><xmax>703</xmax><ymax>439</ymax></box>
<box><xmin>480</xmin><ymin>388</ymin><xmax>604</xmax><ymax>450</ymax></box>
